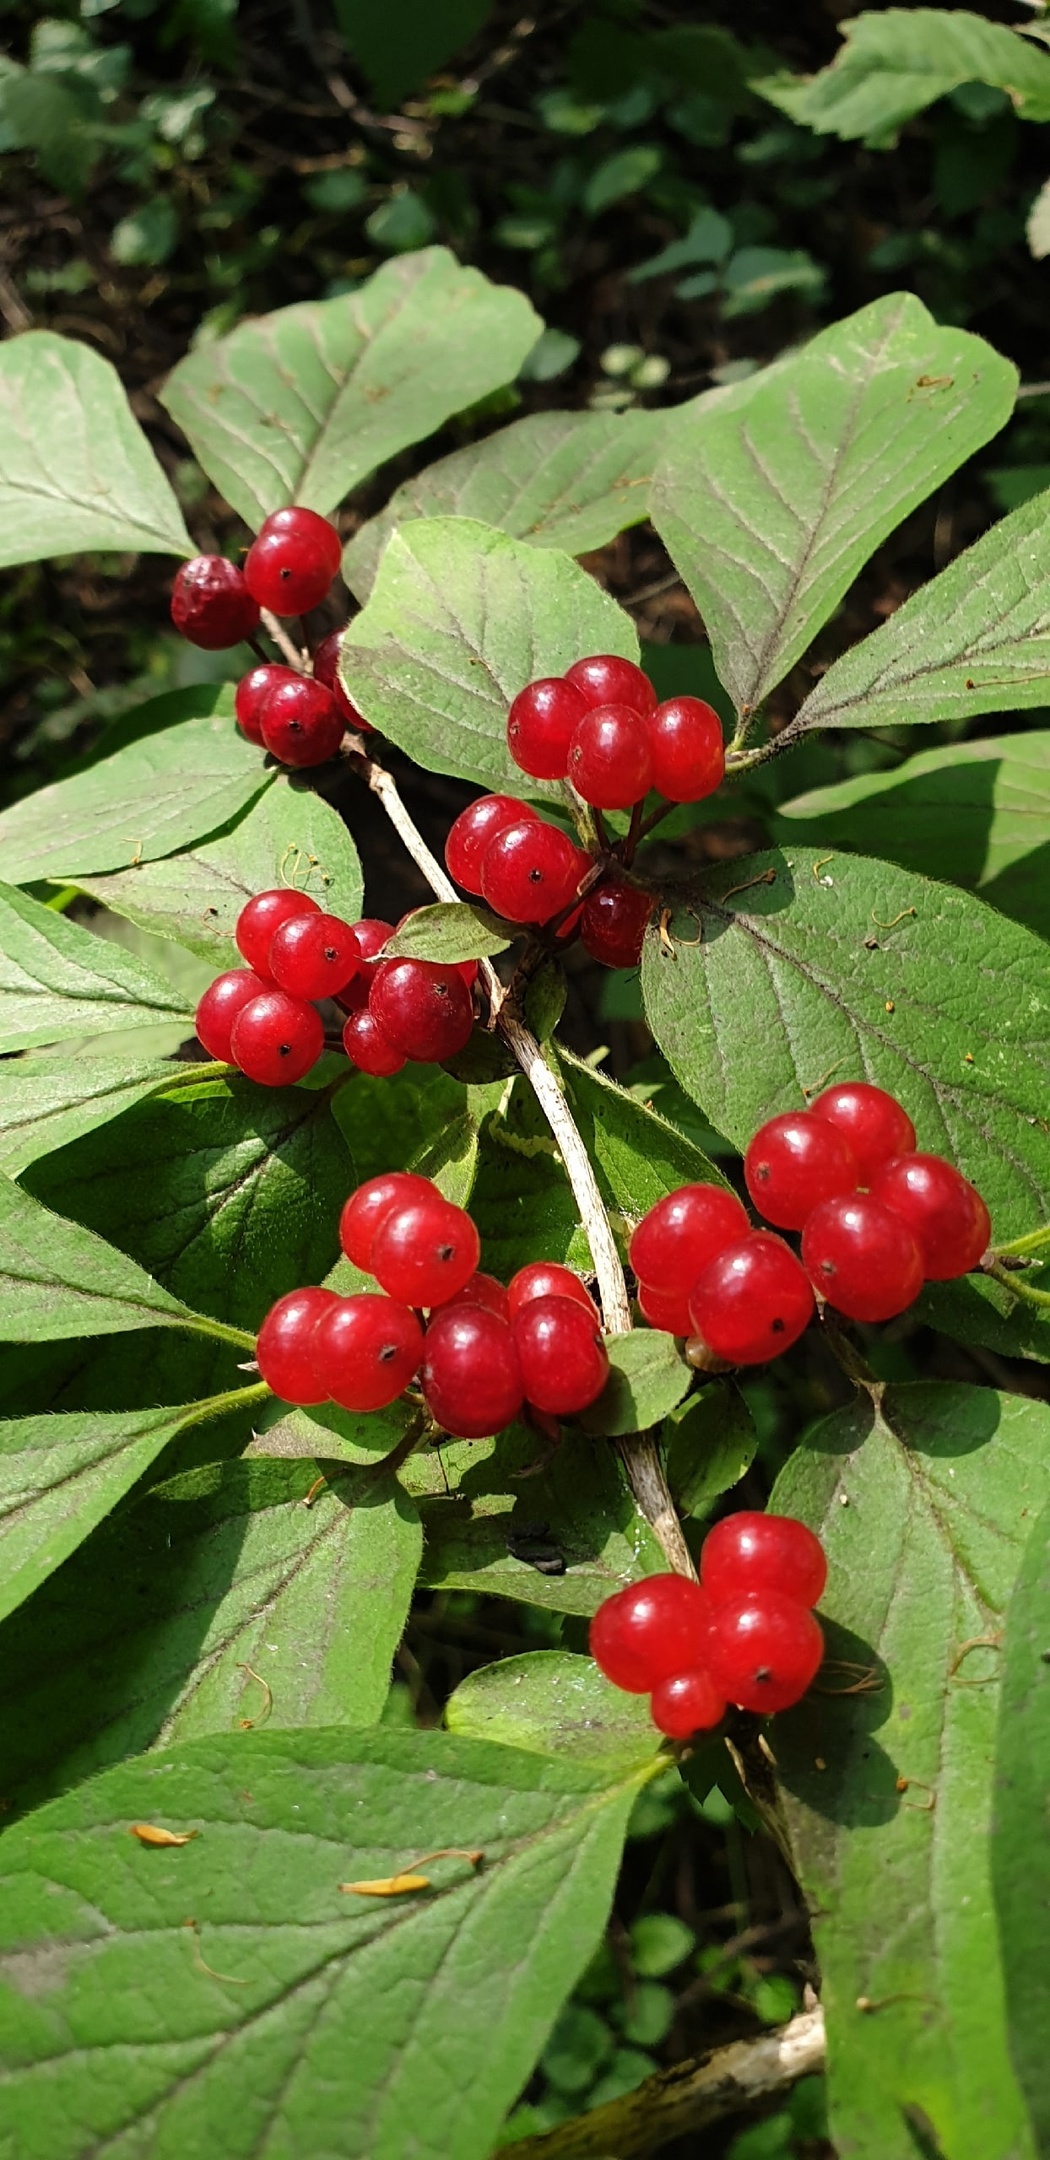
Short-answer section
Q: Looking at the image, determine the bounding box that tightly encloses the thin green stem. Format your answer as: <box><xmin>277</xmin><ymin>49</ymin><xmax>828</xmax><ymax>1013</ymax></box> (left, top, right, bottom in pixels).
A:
<box><xmin>991</xmin><ymin>1223</ymin><xmax>1050</xmax><ymax>1261</ymax></box>
<box><xmin>186</xmin><ymin>1378</ymin><xmax>272</xmax><ymax>1421</ymax></box>
<box><xmin>986</xmin><ymin>1259</ymin><xmax>1050</xmax><ymax>1311</ymax></box>
<box><xmin>171</xmin><ymin>1312</ymin><xmax>259</xmax><ymax>1353</ymax></box>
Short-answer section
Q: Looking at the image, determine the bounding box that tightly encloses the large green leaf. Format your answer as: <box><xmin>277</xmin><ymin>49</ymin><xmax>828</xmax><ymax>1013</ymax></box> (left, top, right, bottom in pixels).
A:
<box><xmin>0</xmin><ymin>1728</ymin><xmax>640</xmax><ymax>2160</ymax></box>
<box><xmin>773</xmin><ymin>1382</ymin><xmax>1049</xmax><ymax>2160</ymax></box>
<box><xmin>0</xmin><ymin>329</ymin><xmax>192</xmax><ymax>566</ymax></box>
<box><xmin>582</xmin><ymin>1331</ymin><xmax>692</xmax><ymax>1438</ymax></box>
<box><xmin>470</xmin><ymin>1083</ymin><xmax>591</xmax><ymax>1279</ymax></box>
<box><xmin>639</xmin><ymin>846</ymin><xmax>1050</xmax><ymax>1240</ymax></box>
<box><xmin>0</xmin><ymin>1056</ymin><xmax>198</xmax><ymax>1177</ymax></box>
<box><xmin>343</xmin><ymin>409</ymin><xmax>665</xmax><ymax>601</ymax></box>
<box><xmin>340</xmin><ymin>518</ymin><xmax>638</xmax><ymax>797</ymax></box>
<box><xmin>332</xmin><ymin>0</ymin><xmax>493</xmax><ymax>107</ymax></box>
<box><xmin>447</xmin><ymin>1651</ymin><xmax>659</xmax><ymax>1769</ymax></box>
<box><xmin>329</xmin><ymin>1062</ymin><xmax>478</xmax><ymax>1209</ymax></box>
<box><xmin>991</xmin><ymin>1495</ymin><xmax>1050</xmax><ymax>2152</ymax></box>
<box><xmin>555</xmin><ymin>1047</ymin><xmax>727</xmax><ymax>1228</ymax></box>
<box><xmin>0</xmin><ymin>882</ymin><xmax>194</xmax><ymax>1054</ymax></box>
<box><xmin>649</xmin><ymin>295</ymin><xmax>1016</xmax><ymax>721</ymax></box>
<box><xmin>161</xmin><ymin>249</ymin><xmax>541</xmax><ymax>528</ymax></box>
<box><xmin>759</xmin><ymin>10</ymin><xmax>1050</xmax><ymax>142</ymax></box>
<box><xmin>0</xmin><ymin>1455</ymin><xmax>421</xmax><ymax>1813</ymax></box>
<box><xmin>0</xmin><ymin>1172</ymin><xmax>212</xmax><ymax>1341</ymax></box>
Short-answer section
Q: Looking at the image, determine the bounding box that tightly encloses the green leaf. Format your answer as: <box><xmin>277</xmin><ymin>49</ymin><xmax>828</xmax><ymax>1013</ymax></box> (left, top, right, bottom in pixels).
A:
<box><xmin>582</xmin><ymin>144</ymin><xmax>662</xmax><ymax>216</ymax></box>
<box><xmin>664</xmin><ymin>1380</ymin><xmax>757</xmax><ymax>1521</ymax></box>
<box><xmin>330</xmin><ymin>1063</ymin><xmax>477</xmax><ymax>1209</ymax></box>
<box><xmin>0</xmin><ymin>329</ymin><xmax>192</xmax><ymax>566</ymax></box>
<box><xmin>75</xmin><ymin>777</ymin><xmax>363</xmax><ymax>967</ymax></box>
<box><xmin>0</xmin><ymin>881</ymin><xmax>194</xmax><ymax>1054</ymax></box>
<box><xmin>583</xmin><ymin>1330</ymin><xmax>692</xmax><ymax>1437</ymax></box>
<box><xmin>332</xmin><ymin>0</ymin><xmax>493</xmax><ymax>107</ymax></box>
<box><xmin>470</xmin><ymin>1083</ymin><xmax>591</xmax><ymax>1278</ymax></box>
<box><xmin>382</xmin><ymin>902</ymin><xmax>513</xmax><ymax>965</ymax></box>
<box><xmin>0</xmin><ymin>1056</ymin><xmax>197</xmax><ymax>1177</ymax></box>
<box><xmin>773</xmin><ymin>1381</ymin><xmax>1050</xmax><ymax>2160</ymax></box>
<box><xmin>343</xmin><ymin>408</ymin><xmax>664</xmax><ymax>601</ymax></box>
<box><xmin>447</xmin><ymin>1651</ymin><xmax>659</xmax><ymax>1768</ymax></box>
<box><xmin>920</xmin><ymin>1273</ymin><xmax>1050</xmax><ymax>1368</ymax></box>
<box><xmin>639</xmin><ymin>846</ymin><xmax>1050</xmax><ymax>1241</ymax></box>
<box><xmin>249</xmin><ymin>1394</ymin><xmax>418</xmax><ymax>1469</ymax></box>
<box><xmin>0</xmin><ymin>1171</ymin><xmax>210</xmax><ymax>1341</ymax></box>
<box><xmin>555</xmin><ymin>1047</ymin><xmax>727</xmax><ymax>1227</ymax></box>
<box><xmin>0</xmin><ymin>68</ymin><xmax>98</xmax><ymax>194</ymax></box>
<box><xmin>776</xmin><ymin>731</ymin><xmax>1050</xmax><ymax>939</ymax></box>
<box><xmin>161</xmin><ymin>249</ymin><xmax>541</xmax><ymax>528</ymax></box>
<box><xmin>991</xmin><ymin>1495</ymin><xmax>1050</xmax><ymax>2151</ymax></box>
<box><xmin>758</xmin><ymin>9</ymin><xmax>1050</xmax><ymax>142</ymax></box>
<box><xmin>0</xmin><ymin>1727</ymin><xmax>638</xmax><ymax>2160</ymax></box>
<box><xmin>1</xmin><ymin>1455</ymin><xmax>421</xmax><ymax>1812</ymax></box>
<box><xmin>777</xmin><ymin>488</ymin><xmax>1050</xmax><ymax>744</ymax></box>
<box><xmin>341</xmin><ymin>518</ymin><xmax>639</xmax><ymax>798</ymax></box>
<box><xmin>650</xmin><ymin>294</ymin><xmax>1016</xmax><ymax>721</ymax></box>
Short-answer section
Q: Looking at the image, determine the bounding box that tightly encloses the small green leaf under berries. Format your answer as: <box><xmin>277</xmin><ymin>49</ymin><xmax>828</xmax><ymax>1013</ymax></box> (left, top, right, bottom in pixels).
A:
<box><xmin>382</xmin><ymin>902</ymin><xmax>513</xmax><ymax>965</ymax></box>
<box><xmin>664</xmin><ymin>1381</ymin><xmax>757</xmax><ymax>1522</ymax></box>
<box><xmin>583</xmin><ymin>1330</ymin><xmax>692</xmax><ymax>1437</ymax></box>
<box><xmin>446</xmin><ymin>1651</ymin><xmax>660</xmax><ymax>1769</ymax></box>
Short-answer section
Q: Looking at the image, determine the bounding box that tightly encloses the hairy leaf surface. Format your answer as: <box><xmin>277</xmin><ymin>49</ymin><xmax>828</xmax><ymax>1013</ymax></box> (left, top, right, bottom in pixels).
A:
<box><xmin>0</xmin><ymin>882</ymin><xmax>193</xmax><ymax>1054</ymax></box>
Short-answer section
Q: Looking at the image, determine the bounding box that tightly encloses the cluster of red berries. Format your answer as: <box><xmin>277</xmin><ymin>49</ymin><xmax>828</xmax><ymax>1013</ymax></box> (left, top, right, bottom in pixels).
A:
<box><xmin>590</xmin><ymin>1513</ymin><xmax>827</xmax><ymax>1737</ymax></box>
<box><xmin>507</xmin><ymin>653</ymin><xmax>725</xmax><ymax>811</ymax></box>
<box><xmin>256</xmin><ymin>1172</ymin><xmax>610</xmax><ymax>1436</ymax></box>
<box><xmin>445</xmin><ymin>795</ymin><xmax>652</xmax><ymax>969</ymax></box>
<box><xmin>629</xmin><ymin>1082</ymin><xmax>991</xmax><ymax>1365</ymax></box>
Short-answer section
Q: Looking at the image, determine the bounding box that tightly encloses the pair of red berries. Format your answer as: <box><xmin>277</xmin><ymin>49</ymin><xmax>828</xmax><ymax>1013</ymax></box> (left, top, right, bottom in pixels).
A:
<box><xmin>590</xmin><ymin>1513</ymin><xmax>826</xmax><ymax>1736</ymax></box>
<box><xmin>171</xmin><ymin>507</ymin><xmax>344</xmax><ymax>651</ymax></box>
<box><xmin>507</xmin><ymin>653</ymin><xmax>725</xmax><ymax>812</ymax></box>
<box><xmin>234</xmin><ymin>629</ymin><xmax>371</xmax><ymax>769</ymax></box>
<box><xmin>630</xmin><ymin>1182</ymin><xmax>813</xmax><ymax>1366</ymax></box>
<box><xmin>445</xmin><ymin>794</ymin><xmax>653</xmax><ymax>967</ymax></box>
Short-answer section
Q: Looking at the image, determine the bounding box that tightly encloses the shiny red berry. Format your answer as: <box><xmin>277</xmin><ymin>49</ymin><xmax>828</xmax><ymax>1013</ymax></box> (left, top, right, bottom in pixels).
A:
<box><xmin>371</xmin><ymin>1191</ymin><xmax>481</xmax><ymax>1307</ymax></box>
<box><xmin>507</xmin><ymin>677</ymin><xmax>589</xmax><ymax>780</ymax></box>
<box><xmin>802</xmin><ymin>1192</ymin><xmax>924</xmax><ymax>1322</ymax></box>
<box><xmin>809</xmin><ymin>1081</ymin><xmax>916</xmax><ymax>1184</ymax></box>
<box><xmin>443</xmin><ymin>1272</ymin><xmax>511</xmax><ymax>1320</ymax></box>
<box><xmin>342</xmin><ymin>1009</ymin><xmax>406</xmax><ymax>1076</ymax></box>
<box><xmin>646</xmin><ymin>697</ymin><xmax>725</xmax><ymax>804</ymax></box>
<box><xmin>637</xmin><ymin>1280</ymin><xmax>693</xmax><ymax>1335</ymax></box>
<box><xmin>336</xmin><ymin>919</ymin><xmax>394</xmax><ymax>1012</ymax></box>
<box><xmin>446</xmin><ymin>795</ymin><xmax>538</xmax><ymax>894</ymax></box>
<box><xmin>650</xmin><ymin>1668</ymin><xmax>727</xmax><ymax>1738</ymax></box>
<box><xmin>512</xmin><ymin>1293</ymin><xmax>609</xmax><ymax>1416</ymax></box>
<box><xmin>565</xmin><ymin>654</ymin><xmax>657</xmax><ymax>718</ymax></box>
<box><xmin>312</xmin><ymin>628</ymin><xmax>372</xmax><ymax>731</ymax></box>
<box><xmin>706</xmin><ymin>1593</ymin><xmax>824</xmax><ymax>1714</ymax></box>
<box><xmin>369</xmin><ymin>958</ymin><xmax>474</xmax><ymax>1064</ymax></box>
<box><xmin>589</xmin><ymin>1575</ymin><xmax>713</xmax><ymax>1693</ymax></box>
<box><xmin>580</xmin><ymin>879</ymin><xmax>653</xmax><ymax>969</ymax></box>
<box><xmin>700</xmin><ymin>1513</ymin><xmax>827</xmax><ymax>1610</ymax></box>
<box><xmin>268</xmin><ymin>911</ymin><xmax>360</xmax><ymax>1000</ymax></box>
<box><xmin>235</xmin><ymin>664</ymin><xmax>296</xmax><ymax>745</ymax></box>
<box><xmin>312</xmin><ymin>1292</ymin><xmax>423</xmax><ymax>1412</ymax></box>
<box><xmin>229</xmin><ymin>991</ymin><xmax>324</xmax><ymax>1086</ymax></box>
<box><xmin>567</xmin><ymin>704</ymin><xmax>653</xmax><ymax>810</ymax></box>
<box><xmin>171</xmin><ymin>556</ymin><xmax>260</xmax><ymax>649</ymax></box>
<box><xmin>236</xmin><ymin>889</ymin><xmax>321</xmax><ymax>979</ymax></box>
<box><xmin>480</xmin><ymin>819</ymin><xmax>590</xmax><ymax>924</ymax></box>
<box><xmin>195</xmin><ymin>968</ymin><xmax>269</xmax><ymax>1061</ymax></box>
<box><xmin>688</xmin><ymin>1233</ymin><xmax>814</xmax><ymax>1366</ymax></box>
<box><xmin>421</xmin><ymin>1305</ymin><xmax>524</xmax><ymax>1438</ymax></box>
<box><xmin>243</xmin><ymin>506</ymin><xmax>342</xmax><ymax>616</ymax></box>
<box><xmin>507</xmin><ymin>1262</ymin><xmax>598</xmax><ymax>1321</ymax></box>
<box><xmin>256</xmin><ymin>1285</ymin><xmax>339</xmax><ymax>1404</ymax></box>
<box><xmin>629</xmin><ymin>1183</ymin><xmax>750</xmax><ymax>1298</ymax></box>
<box><xmin>339</xmin><ymin>1172</ymin><xmax>435</xmax><ymax>1271</ymax></box>
<box><xmin>744</xmin><ymin>1111</ymin><xmax>858</xmax><ymax>1232</ymax></box>
<box><xmin>258</xmin><ymin>675</ymin><xmax>345</xmax><ymax>767</ymax></box>
<box><xmin>870</xmin><ymin>1153</ymin><xmax>991</xmax><ymax>1279</ymax></box>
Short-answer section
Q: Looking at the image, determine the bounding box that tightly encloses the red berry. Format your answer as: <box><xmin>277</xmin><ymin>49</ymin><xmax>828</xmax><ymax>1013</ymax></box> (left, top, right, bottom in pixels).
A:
<box><xmin>421</xmin><ymin>1305</ymin><xmax>524</xmax><ymax>1438</ymax></box>
<box><xmin>589</xmin><ymin>1575</ymin><xmax>713</xmax><ymax>1693</ymax></box>
<box><xmin>480</xmin><ymin>819</ymin><xmax>590</xmax><ymax>924</ymax></box>
<box><xmin>565</xmin><ymin>654</ymin><xmax>656</xmax><ymax>718</ymax></box>
<box><xmin>567</xmin><ymin>704</ymin><xmax>653</xmax><ymax>811</ymax></box>
<box><xmin>235</xmin><ymin>664</ymin><xmax>296</xmax><ymax>745</ymax></box>
<box><xmin>336</xmin><ymin>918</ymin><xmax>395</xmax><ymax>1012</ymax></box>
<box><xmin>646</xmin><ymin>697</ymin><xmax>725</xmax><ymax>804</ymax></box>
<box><xmin>229</xmin><ymin>991</ymin><xmax>324</xmax><ymax>1086</ymax></box>
<box><xmin>369</xmin><ymin>958</ymin><xmax>474</xmax><ymax>1064</ymax></box>
<box><xmin>809</xmin><ymin>1081</ymin><xmax>916</xmax><ymax>1184</ymax></box>
<box><xmin>700</xmin><ymin>1512</ymin><xmax>827</xmax><ymax>1610</ymax></box>
<box><xmin>870</xmin><ymin>1153</ymin><xmax>991</xmax><ymax>1279</ymax></box>
<box><xmin>629</xmin><ymin>1183</ymin><xmax>750</xmax><ymax>1298</ymax></box>
<box><xmin>195</xmin><ymin>968</ymin><xmax>268</xmax><ymax>1061</ymax></box>
<box><xmin>312</xmin><ymin>628</ymin><xmax>372</xmax><ymax>731</ymax></box>
<box><xmin>243</xmin><ymin>506</ymin><xmax>342</xmax><ymax>616</ymax></box>
<box><xmin>256</xmin><ymin>1285</ymin><xmax>339</xmax><ymax>1404</ymax></box>
<box><xmin>258</xmin><ymin>675</ymin><xmax>345</xmax><ymax>767</ymax></box>
<box><xmin>171</xmin><ymin>557</ymin><xmax>260</xmax><ymax>650</ymax></box>
<box><xmin>507</xmin><ymin>677</ymin><xmax>589</xmax><ymax>780</ymax></box>
<box><xmin>706</xmin><ymin>1592</ymin><xmax>824</xmax><ymax>1714</ymax></box>
<box><xmin>342</xmin><ymin>1008</ymin><xmax>406</xmax><ymax>1076</ymax></box>
<box><xmin>312</xmin><ymin>1292</ymin><xmax>423</xmax><ymax>1412</ymax></box>
<box><xmin>580</xmin><ymin>879</ymin><xmax>653</xmax><ymax>969</ymax></box>
<box><xmin>637</xmin><ymin>1280</ymin><xmax>692</xmax><ymax>1335</ymax></box>
<box><xmin>744</xmin><ymin>1110</ymin><xmax>858</xmax><ymax>1232</ymax></box>
<box><xmin>444</xmin><ymin>1271</ymin><xmax>511</xmax><ymax>1320</ymax></box>
<box><xmin>507</xmin><ymin>1262</ymin><xmax>598</xmax><ymax>1321</ymax></box>
<box><xmin>650</xmin><ymin>1668</ymin><xmax>726</xmax><ymax>1738</ymax></box>
<box><xmin>802</xmin><ymin>1192</ymin><xmax>924</xmax><ymax>1322</ymax></box>
<box><xmin>370</xmin><ymin>1191</ymin><xmax>481</xmax><ymax>1307</ymax></box>
<box><xmin>512</xmin><ymin>1293</ymin><xmax>609</xmax><ymax>1416</ymax></box>
<box><xmin>268</xmin><ymin>911</ymin><xmax>360</xmax><ymax>1000</ymax></box>
<box><xmin>688</xmin><ymin>1233</ymin><xmax>814</xmax><ymax>1366</ymax></box>
<box><xmin>445</xmin><ymin>796</ymin><xmax>539</xmax><ymax>895</ymax></box>
<box><xmin>339</xmin><ymin>1172</ymin><xmax>435</xmax><ymax>1271</ymax></box>
<box><xmin>236</xmin><ymin>889</ymin><xmax>320</xmax><ymax>979</ymax></box>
